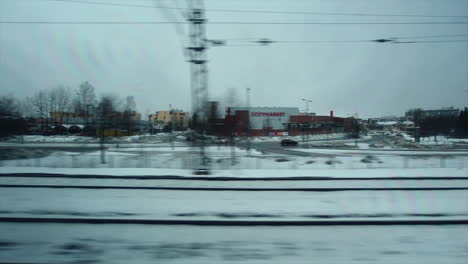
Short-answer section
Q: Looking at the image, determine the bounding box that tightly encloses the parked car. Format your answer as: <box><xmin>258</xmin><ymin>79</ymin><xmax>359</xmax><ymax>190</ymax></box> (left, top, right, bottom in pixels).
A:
<box><xmin>280</xmin><ymin>139</ymin><xmax>298</xmax><ymax>146</ymax></box>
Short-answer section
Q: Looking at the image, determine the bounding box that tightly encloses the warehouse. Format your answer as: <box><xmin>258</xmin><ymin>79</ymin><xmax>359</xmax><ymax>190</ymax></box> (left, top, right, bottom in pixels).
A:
<box><xmin>224</xmin><ymin>107</ymin><xmax>299</xmax><ymax>136</ymax></box>
<box><xmin>213</xmin><ymin>107</ymin><xmax>356</xmax><ymax>137</ymax></box>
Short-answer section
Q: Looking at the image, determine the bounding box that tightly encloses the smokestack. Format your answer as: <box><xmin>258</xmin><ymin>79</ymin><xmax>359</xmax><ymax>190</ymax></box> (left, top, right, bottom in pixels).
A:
<box><xmin>330</xmin><ymin>111</ymin><xmax>334</xmax><ymax>118</ymax></box>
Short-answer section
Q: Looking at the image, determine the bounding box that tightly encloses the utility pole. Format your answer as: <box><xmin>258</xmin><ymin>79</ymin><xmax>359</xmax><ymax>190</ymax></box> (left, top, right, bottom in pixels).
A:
<box><xmin>246</xmin><ymin>87</ymin><xmax>251</xmax><ymax>151</ymax></box>
<box><xmin>187</xmin><ymin>0</ymin><xmax>209</xmax><ymax>173</ymax></box>
<box><xmin>169</xmin><ymin>104</ymin><xmax>175</xmax><ymax>150</ymax></box>
<box><xmin>187</xmin><ymin>1</ymin><xmax>208</xmax><ymax>118</ymax></box>
<box><xmin>301</xmin><ymin>99</ymin><xmax>312</xmax><ymax>143</ymax></box>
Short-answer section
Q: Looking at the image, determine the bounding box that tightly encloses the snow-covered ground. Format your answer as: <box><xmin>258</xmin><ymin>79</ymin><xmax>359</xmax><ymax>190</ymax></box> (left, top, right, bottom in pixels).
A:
<box><xmin>1</xmin><ymin>223</ymin><xmax>467</xmax><ymax>264</ymax></box>
<box><xmin>1</xmin><ymin>144</ymin><xmax>467</xmax><ymax>172</ymax></box>
<box><xmin>1</xmin><ymin>187</ymin><xmax>467</xmax><ymax>221</ymax></box>
<box><xmin>2</xmin><ymin>177</ymin><xmax>468</xmax><ymax>189</ymax></box>
<box><xmin>295</xmin><ymin>147</ymin><xmax>468</xmax><ymax>156</ymax></box>
<box><xmin>1</xmin><ymin>133</ymin><xmax>467</xmax><ymax>263</ymax></box>
<box><xmin>1</xmin><ymin>167</ymin><xmax>468</xmax><ymax>178</ymax></box>
<box><xmin>250</xmin><ymin>133</ymin><xmax>349</xmax><ymax>142</ymax></box>
<box><xmin>3</xmin><ymin>132</ymin><xmax>352</xmax><ymax>144</ymax></box>
<box><xmin>3</xmin><ymin>133</ymin><xmax>182</xmax><ymax>144</ymax></box>
<box><xmin>418</xmin><ymin>136</ymin><xmax>468</xmax><ymax>145</ymax></box>
<box><xmin>389</xmin><ymin>132</ymin><xmax>468</xmax><ymax>145</ymax></box>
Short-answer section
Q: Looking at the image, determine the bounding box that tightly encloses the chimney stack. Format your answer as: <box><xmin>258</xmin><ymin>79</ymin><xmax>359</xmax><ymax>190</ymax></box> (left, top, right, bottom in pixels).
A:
<box><xmin>330</xmin><ymin>110</ymin><xmax>334</xmax><ymax>118</ymax></box>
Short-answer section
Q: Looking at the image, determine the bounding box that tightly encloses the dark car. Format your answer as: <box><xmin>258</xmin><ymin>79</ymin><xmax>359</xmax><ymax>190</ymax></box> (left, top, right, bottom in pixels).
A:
<box><xmin>280</xmin><ymin>139</ymin><xmax>298</xmax><ymax>146</ymax></box>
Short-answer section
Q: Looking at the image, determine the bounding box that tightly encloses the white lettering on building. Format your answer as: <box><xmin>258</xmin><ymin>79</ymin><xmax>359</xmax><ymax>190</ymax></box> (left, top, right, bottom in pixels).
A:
<box><xmin>251</xmin><ymin>112</ymin><xmax>285</xmax><ymax>117</ymax></box>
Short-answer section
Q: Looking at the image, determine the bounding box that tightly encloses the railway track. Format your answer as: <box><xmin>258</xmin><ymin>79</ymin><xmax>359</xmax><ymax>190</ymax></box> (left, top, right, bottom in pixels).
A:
<box><xmin>1</xmin><ymin>173</ymin><xmax>468</xmax><ymax>180</ymax></box>
<box><xmin>1</xmin><ymin>217</ymin><xmax>467</xmax><ymax>225</ymax></box>
<box><xmin>1</xmin><ymin>184</ymin><xmax>468</xmax><ymax>191</ymax></box>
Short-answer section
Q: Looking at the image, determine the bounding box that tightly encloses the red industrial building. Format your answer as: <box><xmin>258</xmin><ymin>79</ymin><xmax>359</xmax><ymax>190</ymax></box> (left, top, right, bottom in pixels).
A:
<box><xmin>287</xmin><ymin>111</ymin><xmax>356</xmax><ymax>136</ymax></box>
<box><xmin>209</xmin><ymin>107</ymin><xmax>356</xmax><ymax>137</ymax></box>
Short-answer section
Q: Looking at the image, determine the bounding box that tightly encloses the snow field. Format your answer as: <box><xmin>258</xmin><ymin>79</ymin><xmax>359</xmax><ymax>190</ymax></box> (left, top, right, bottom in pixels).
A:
<box><xmin>1</xmin><ymin>188</ymin><xmax>467</xmax><ymax>221</ymax></box>
<box><xmin>1</xmin><ymin>223</ymin><xmax>467</xmax><ymax>264</ymax></box>
<box><xmin>1</xmin><ymin>146</ymin><xmax>467</xmax><ymax>171</ymax></box>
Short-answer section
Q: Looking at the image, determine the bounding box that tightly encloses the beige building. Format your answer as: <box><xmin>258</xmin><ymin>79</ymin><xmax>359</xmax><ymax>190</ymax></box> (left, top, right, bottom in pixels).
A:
<box><xmin>149</xmin><ymin>110</ymin><xmax>189</xmax><ymax>130</ymax></box>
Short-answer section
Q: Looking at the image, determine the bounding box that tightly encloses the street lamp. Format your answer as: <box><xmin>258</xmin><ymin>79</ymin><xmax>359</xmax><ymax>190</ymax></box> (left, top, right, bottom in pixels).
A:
<box><xmin>86</xmin><ymin>104</ymin><xmax>94</xmax><ymax>135</ymax></box>
<box><xmin>246</xmin><ymin>87</ymin><xmax>251</xmax><ymax>151</ymax></box>
<box><xmin>301</xmin><ymin>99</ymin><xmax>312</xmax><ymax>115</ymax></box>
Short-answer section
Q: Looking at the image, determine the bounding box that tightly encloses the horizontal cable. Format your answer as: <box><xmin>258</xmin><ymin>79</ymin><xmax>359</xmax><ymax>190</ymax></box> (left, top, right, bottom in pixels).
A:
<box><xmin>50</xmin><ymin>0</ymin><xmax>468</xmax><ymax>18</ymax></box>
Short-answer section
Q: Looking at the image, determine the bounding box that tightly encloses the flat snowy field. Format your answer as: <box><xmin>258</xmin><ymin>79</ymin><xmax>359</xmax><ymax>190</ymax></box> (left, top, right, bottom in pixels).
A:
<box><xmin>1</xmin><ymin>166</ymin><xmax>468</xmax><ymax>178</ymax></box>
<box><xmin>1</xmin><ymin>187</ymin><xmax>467</xmax><ymax>221</ymax></box>
<box><xmin>1</xmin><ymin>223</ymin><xmax>467</xmax><ymax>264</ymax></box>
<box><xmin>2</xmin><ymin>177</ymin><xmax>468</xmax><ymax>188</ymax></box>
<box><xmin>1</xmin><ymin>134</ymin><xmax>467</xmax><ymax>263</ymax></box>
<box><xmin>1</xmin><ymin>146</ymin><xmax>468</xmax><ymax>171</ymax></box>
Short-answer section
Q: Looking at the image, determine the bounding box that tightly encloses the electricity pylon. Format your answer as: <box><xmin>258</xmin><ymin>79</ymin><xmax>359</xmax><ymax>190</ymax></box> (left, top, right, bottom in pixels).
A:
<box><xmin>186</xmin><ymin>0</ymin><xmax>210</xmax><ymax>173</ymax></box>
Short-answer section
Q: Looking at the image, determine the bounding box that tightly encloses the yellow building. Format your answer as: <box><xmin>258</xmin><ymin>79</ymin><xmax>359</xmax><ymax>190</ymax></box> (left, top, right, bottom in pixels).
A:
<box><xmin>149</xmin><ymin>110</ymin><xmax>189</xmax><ymax>130</ymax></box>
<box><xmin>173</xmin><ymin>111</ymin><xmax>189</xmax><ymax>129</ymax></box>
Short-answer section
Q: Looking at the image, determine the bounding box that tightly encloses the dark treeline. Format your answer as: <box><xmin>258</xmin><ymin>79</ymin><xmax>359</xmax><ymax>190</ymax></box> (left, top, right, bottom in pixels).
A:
<box><xmin>416</xmin><ymin>108</ymin><xmax>468</xmax><ymax>138</ymax></box>
<box><xmin>0</xmin><ymin>81</ymin><xmax>139</xmax><ymax>137</ymax></box>
<box><xmin>455</xmin><ymin>108</ymin><xmax>468</xmax><ymax>137</ymax></box>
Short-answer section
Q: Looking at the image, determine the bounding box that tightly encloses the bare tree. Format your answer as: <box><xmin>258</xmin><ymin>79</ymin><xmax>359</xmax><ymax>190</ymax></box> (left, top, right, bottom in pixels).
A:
<box><xmin>96</xmin><ymin>95</ymin><xmax>119</xmax><ymax>134</ymax></box>
<box><xmin>50</xmin><ymin>85</ymin><xmax>72</xmax><ymax>127</ymax></box>
<box><xmin>121</xmin><ymin>96</ymin><xmax>137</xmax><ymax>135</ymax></box>
<box><xmin>73</xmin><ymin>81</ymin><xmax>97</xmax><ymax>116</ymax></box>
<box><xmin>31</xmin><ymin>90</ymin><xmax>50</xmax><ymax>128</ymax></box>
<box><xmin>0</xmin><ymin>95</ymin><xmax>26</xmax><ymax>137</ymax></box>
<box><xmin>20</xmin><ymin>96</ymin><xmax>35</xmax><ymax>118</ymax></box>
<box><xmin>96</xmin><ymin>94</ymin><xmax>120</xmax><ymax>163</ymax></box>
<box><xmin>48</xmin><ymin>88</ymin><xmax>57</xmax><ymax>120</ymax></box>
<box><xmin>0</xmin><ymin>95</ymin><xmax>20</xmax><ymax>117</ymax></box>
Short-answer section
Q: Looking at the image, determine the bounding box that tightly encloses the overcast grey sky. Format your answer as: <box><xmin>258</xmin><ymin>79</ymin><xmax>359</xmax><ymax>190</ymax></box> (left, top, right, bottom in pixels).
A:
<box><xmin>0</xmin><ymin>0</ymin><xmax>467</xmax><ymax>118</ymax></box>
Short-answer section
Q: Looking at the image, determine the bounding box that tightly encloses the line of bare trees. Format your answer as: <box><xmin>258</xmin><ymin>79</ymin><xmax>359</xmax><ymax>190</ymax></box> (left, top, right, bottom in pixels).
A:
<box><xmin>95</xmin><ymin>94</ymin><xmax>137</xmax><ymax>136</ymax></box>
<box><xmin>1</xmin><ymin>81</ymin><xmax>139</xmax><ymax>137</ymax></box>
<box><xmin>19</xmin><ymin>82</ymin><xmax>97</xmax><ymax>128</ymax></box>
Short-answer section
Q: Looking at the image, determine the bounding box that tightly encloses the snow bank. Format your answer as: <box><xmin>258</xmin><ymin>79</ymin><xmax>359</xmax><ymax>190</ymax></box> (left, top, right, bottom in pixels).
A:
<box><xmin>295</xmin><ymin>148</ymin><xmax>468</xmax><ymax>156</ymax></box>
<box><xmin>250</xmin><ymin>133</ymin><xmax>348</xmax><ymax>143</ymax></box>
<box><xmin>6</xmin><ymin>133</ymin><xmax>187</xmax><ymax>144</ymax></box>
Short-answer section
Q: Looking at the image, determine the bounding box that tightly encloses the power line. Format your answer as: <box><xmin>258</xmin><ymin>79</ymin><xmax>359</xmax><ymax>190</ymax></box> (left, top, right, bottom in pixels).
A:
<box><xmin>223</xmin><ymin>34</ymin><xmax>468</xmax><ymax>42</ymax></box>
<box><xmin>222</xmin><ymin>34</ymin><xmax>468</xmax><ymax>44</ymax></box>
<box><xmin>221</xmin><ymin>39</ymin><xmax>468</xmax><ymax>46</ymax></box>
<box><xmin>393</xmin><ymin>40</ymin><xmax>468</xmax><ymax>43</ymax></box>
<box><xmin>398</xmin><ymin>34</ymin><xmax>468</xmax><ymax>39</ymax></box>
<box><xmin>50</xmin><ymin>0</ymin><xmax>468</xmax><ymax>18</ymax></box>
<box><xmin>220</xmin><ymin>39</ymin><xmax>468</xmax><ymax>47</ymax></box>
<box><xmin>2</xmin><ymin>21</ymin><xmax>468</xmax><ymax>25</ymax></box>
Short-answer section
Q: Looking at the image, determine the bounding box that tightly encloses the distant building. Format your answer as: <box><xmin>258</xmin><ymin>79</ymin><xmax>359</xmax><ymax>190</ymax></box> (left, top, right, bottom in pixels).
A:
<box><xmin>288</xmin><ymin>111</ymin><xmax>355</xmax><ymax>135</ymax></box>
<box><xmin>405</xmin><ymin>107</ymin><xmax>459</xmax><ymax>121</ymax></box>
<box><xmin>173</xmin><ymin>111</ymin><xmax>189</xmax><ymax>129</ymax></box>
<box><xmin>214</xmin><ymin>107</ymin><xmax>354</xmax><ymax>137</ymax></box>
<box><xmin>224</xmin><ymin>107</ymin><xmax>298</xmax><ymax>136</ymax></box>
<box><xmin>149</xmin><ymin>110</ymin><xmax>189</xmax><ymax>130</ymax></box>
